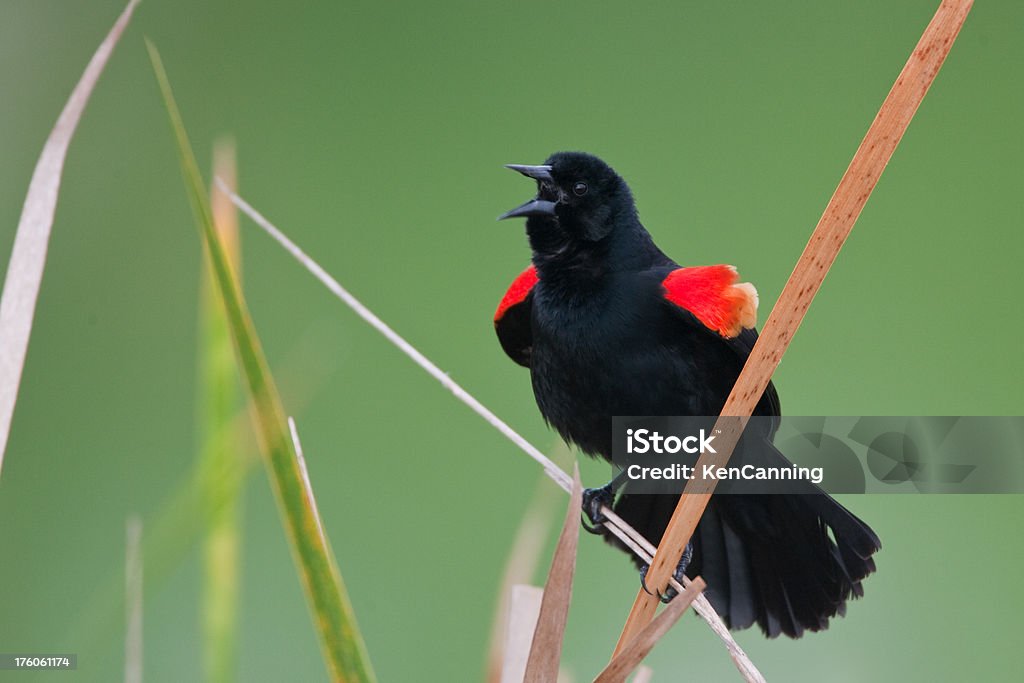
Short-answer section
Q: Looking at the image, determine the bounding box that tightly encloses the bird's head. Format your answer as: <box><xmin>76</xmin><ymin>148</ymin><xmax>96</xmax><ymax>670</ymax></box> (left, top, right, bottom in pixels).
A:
<box><xmin>499</xmin><ymin>152</ymin><xmax>636</xmax><ymax>247</ymax></box>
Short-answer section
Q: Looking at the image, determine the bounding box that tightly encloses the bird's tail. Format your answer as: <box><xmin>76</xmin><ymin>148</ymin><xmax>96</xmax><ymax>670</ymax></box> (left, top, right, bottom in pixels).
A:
<box><xmin>609</xmin><ymin>459</ymin><xmax>880</xmax><ymax>638</ymax></box>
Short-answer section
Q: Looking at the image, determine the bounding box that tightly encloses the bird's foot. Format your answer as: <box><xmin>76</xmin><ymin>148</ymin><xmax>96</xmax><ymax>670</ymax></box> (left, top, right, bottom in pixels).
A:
<box><xmin>581</xmin><ymin>483</ymin><xmax>615</xmax><ymax>535</ymax></box>
<box><xmin>639</xmin><ymin>542</ymin><xmax>694</xmax><ymax>603</ymax></box>
<box><xmin>580</xmin><ymin>469</ymin><xmax>630</xmax><ymax>535</ymax></box>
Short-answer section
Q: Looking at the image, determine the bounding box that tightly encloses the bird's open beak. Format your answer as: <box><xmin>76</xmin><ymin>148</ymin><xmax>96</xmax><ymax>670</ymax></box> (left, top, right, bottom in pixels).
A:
<box><xmin>505</xmin><ymin>164</ymin><xmax>553</xmax><ymax>182</ymax></box>
<box><xmin>498</xmin><ymin>198</ymin><xmax>557</xmax><ymax>220</ymax></box>
<box><xmin>498</xmin><ymin>164</ymin><xmax>557</xmax><ymax>220</ymax></box>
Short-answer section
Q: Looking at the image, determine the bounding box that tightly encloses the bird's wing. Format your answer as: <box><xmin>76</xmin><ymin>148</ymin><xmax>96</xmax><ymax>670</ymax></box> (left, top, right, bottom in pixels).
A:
<box><xmin>494</xmin><ymin>265</ymin><xmax>538</xmax><ymax>367</ymax></box>
<box><xmin>660</xmin><ymin>265</ymin><xmax>758</xmax><ymax>339</ymax></box>
<box><xmin>656</xmin><ymin>264</ymin><xmax>781</xmax><ymax>418</ymax></box>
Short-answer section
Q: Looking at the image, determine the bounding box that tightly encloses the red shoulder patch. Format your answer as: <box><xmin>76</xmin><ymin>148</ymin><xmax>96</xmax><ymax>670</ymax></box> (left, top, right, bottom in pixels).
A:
<box><xmin>662</xmin><ymin>265</ymin><xmax>758</xmax><ymax>338</ymax></box>
<box><xmin>495</xmin><ymin>265</ymin><xmax>539</xmax><ymax>322</ymax></box>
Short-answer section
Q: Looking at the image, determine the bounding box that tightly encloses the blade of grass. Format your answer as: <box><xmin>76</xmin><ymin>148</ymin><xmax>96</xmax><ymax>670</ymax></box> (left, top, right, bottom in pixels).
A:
<box><xmin>125</xmin><ymin>516</ymin><xmax>143</xmax><ymax>683</ymax></box>
<box><xmin>147</xmin><ymin>42</ymin><xmax>375</xmax><ymax>683</ymax></box>
<box><xmin>200</xmin><ymin>141</ymin><xmax>244</xmax><ymax>683</ymax></box>
<box><xmin>523</xmin><ymin>465</ymin><xmax>583</xmax><ymax>683</ymax></box>
<box><xmin>0</xmin><ymin>0</ymin><xmax>140</xmax><ymax>475</ymax></box>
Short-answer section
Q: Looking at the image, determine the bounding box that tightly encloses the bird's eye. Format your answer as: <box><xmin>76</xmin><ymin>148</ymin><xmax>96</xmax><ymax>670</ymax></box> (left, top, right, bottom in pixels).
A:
<box><xmin>573</xmin><ymin>181</ymin><xmax>588</xmax><ymax>196</ymax></box>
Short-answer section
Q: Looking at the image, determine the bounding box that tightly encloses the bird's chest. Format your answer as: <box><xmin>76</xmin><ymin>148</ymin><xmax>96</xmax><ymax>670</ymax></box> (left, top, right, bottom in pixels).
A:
<box><xmin>530</xmin><ymin>300</ymin><xmax>627</xmax><ymax>411</ymax></box>
<box><xmin>528</xmin><ymin>279</ymin><xmax>694</xmax><ymax>456</ymax></box>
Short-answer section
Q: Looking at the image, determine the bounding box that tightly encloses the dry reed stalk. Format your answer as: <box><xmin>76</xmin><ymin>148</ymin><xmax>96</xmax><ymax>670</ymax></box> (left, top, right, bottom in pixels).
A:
<box><xmin>612</xmin><ymin>0</ymin><xmax>974</xmax><ymax>658</ymax></box>
<box><xmin>523</xmin><ymin>465</ymin><xmax>584</xmax><ymax>683</ymax></box>
<box><xmin>124</xmin><ymin>516</ymin><xmax>143</xmax><ymax>683</ymax></box>
<box><xmin>631</xmin><ymin>666</ymin><xmax>653</xmax><ymax>683</ymax></box>
<box><xmin>501</xmin><ymin>585</ymin><xmax>545</xmax><ymax>683</ymax></box>
<box><xmin>593</xmin><ymin>578</ymin><xmax>705</xmax><ymax>683</ymax></box>
<box><xmin>488</xmin><ymin>446</ymin><xmax>570</xmax><ymax>683</ymax></box>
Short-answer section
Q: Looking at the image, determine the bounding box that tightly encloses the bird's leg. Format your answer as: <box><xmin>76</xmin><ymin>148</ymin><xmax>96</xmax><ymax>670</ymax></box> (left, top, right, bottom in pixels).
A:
<box><xmin>581</xmin><ymin>468</ymin><xmax>629</xmax><ymax>535</ymax></box>
<box><xmin>639</xmin><ymin>542</ymin><xmax>694</xmax><ymax>603</ymax></box>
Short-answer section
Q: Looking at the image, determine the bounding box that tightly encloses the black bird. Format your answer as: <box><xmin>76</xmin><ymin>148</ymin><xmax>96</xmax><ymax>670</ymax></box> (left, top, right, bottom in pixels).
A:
<box><xmin>495</xmin><ymin>151</ymin><xmax>880</xmax><ymax>638</ymax></box>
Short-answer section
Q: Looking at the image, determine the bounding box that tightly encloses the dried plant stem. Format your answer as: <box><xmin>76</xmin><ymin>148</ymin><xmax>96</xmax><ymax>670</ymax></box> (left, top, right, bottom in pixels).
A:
<box><xmin>631</xmin><ymin>666</ymin><xmax>653</xmax><ymax>683</ymax></box>
<box><xmin>0</xmin><ymin>0</ymin><xmax>139</xmax><ymax>474</ymax></box>
<box><xmin>523</xmin><ymin>465</ymin><xmax>583</xmax><ymax>683</ymax></box>
<box><xmin>487</xmin><ymin>445</ymin><xmax>569</xmax><ymax>683</ymax></box>
<box><xmin>501</xmin><ymin>585</ymin><xmax>544</xmax><ymax>683</ymax></box>
<box><xmin>594</xmin><ymin>577</ymin><xmax>705</xmax><ymax>683</ymax></box>
<box><xmin>124</xmin><ymin>516</ymin><xmax>143</xmax><ymax>683</ymax></box>
<box><xmin>218</xmin><ymin>183</ymin><xmax>763</xmax><ymax>681</ymax></box>
<box><xmin>598</xmin><ymin>508</ymin><xmax>761</xmax><ymax>682</ymax></box>
<box><xmin>613</xmin><ymin>0</ymin><xmax>974</xmax><ymax>657</ymax></box>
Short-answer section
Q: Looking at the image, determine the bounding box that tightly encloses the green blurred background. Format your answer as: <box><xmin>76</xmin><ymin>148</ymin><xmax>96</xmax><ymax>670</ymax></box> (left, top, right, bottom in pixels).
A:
<box><xmin>1</xmin><ymin>0</ymin><xmax>1021</xmax><ymax>680</ymax></box>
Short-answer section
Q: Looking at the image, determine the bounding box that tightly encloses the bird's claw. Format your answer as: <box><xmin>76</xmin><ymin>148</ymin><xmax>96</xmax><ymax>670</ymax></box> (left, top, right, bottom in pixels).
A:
<box><xmin>581</xmin><ymin>484</ymin><xmax>615</xmax><ymax>535</ymax></box>
<box><xmin>639</xmin><ymin>542</ymin><xmax>694</xmax><ymax>604</ymax></box>
<box><xmin>639</xmin><ymin>564</ymin><xmax>677</xmax><ymax>603</ymax></box>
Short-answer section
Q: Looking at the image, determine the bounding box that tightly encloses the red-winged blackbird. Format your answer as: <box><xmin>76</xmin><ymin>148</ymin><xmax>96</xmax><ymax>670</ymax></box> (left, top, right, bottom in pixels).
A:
<box><xmin>495</xmin><ymin>151</ymin><xmax>880</xmax><ymax>638</ymax></box>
